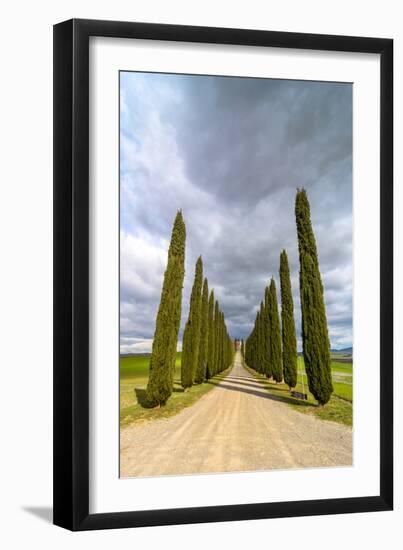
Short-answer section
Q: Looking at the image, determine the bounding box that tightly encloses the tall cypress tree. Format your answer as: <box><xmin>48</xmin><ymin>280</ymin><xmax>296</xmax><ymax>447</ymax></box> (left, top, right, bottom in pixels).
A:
<box><xmin>223</xmin><ymin>315</ymin><xmax>227</xmax><ymax>370</ymax></box>
<box><xmin>268</xmin><ymin>278</ymin><xmax>283</xmax><ymax>383</ymax></box>
<box><xmin>146</xmin><ymin>211</ymin><xmax>186</xmax><ymax>406</ymax></box>
<box><xmin>246</xmin><ymin>310</ymin><xmax>260</xmax><ymax>370</ymax></box>
<box><xmin>258</xmin><ymin>301</ymin><xmax>265</xmax><ymax>373</ymax></box>
<box><xmin>206</xmin><ymin>290</ymin><xmax>215</xmax><ymax>380</ymax></box>
<box><xmin>218</xmin><ymin>312</ymin><xmax>223</xmax><ymax>373</ymax></box>
<box><xmin>262</xmin><ymin>287</ymin><xmax>271</xmax><ymax>378</ymax></box>
<box><xmin>253</xmin><ymin>311</ymin><xmax>259</xmax><ymax>370</ymax></box>
<box><xmin>194</xmin><ymin>278</ymin><xmax>209</xmax><ymax>384</ymax></box>
<box><xmin>245</xmin><ymin>335</ymin><xmax>250</xmax><ymax>367</ymax></box>
<box><xmin>181</xmin><ymin>256</ymin><xmax>203</xmax><ymax>389</ymax></box>
<box><xmin>253</xmin><ymin>310</ymin><xmax>260</xmax><ymax>370</ymax></box>
<box><xmin>213</xmin><ymin>300</ymin><xmax>220</xmax><ymax>375</ymax></box>
<box><xmin>217</xmin><ymin>309</ymin><xmax>223</xmax><ymax>373</ymax></box>
<box><xmin>279</xmin><ymin>250</ymin><xmax>298</xmax><ymax>389</ymax></box>
<box><xmin>295</xmin><ymin>189</ymin><xmax>333</xmax><ymax>405</ymax></box>
<box><xmin>263</xmin><ymin>286</ymin><xmax>273</xmax><ymax>378</ymax></box>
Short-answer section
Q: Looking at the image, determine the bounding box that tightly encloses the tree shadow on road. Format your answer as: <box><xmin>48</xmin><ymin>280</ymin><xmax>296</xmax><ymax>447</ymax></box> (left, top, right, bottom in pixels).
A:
<box><xmin>225</xmin><ymin>376</ymin><xmax>259</xmax><ymax>382</ymax></box>
<box><xmin>221</xmin><ymin>376</ymin><xmax>292</xmax><ymax>393</ymax></box>
<box><xmin>206</xmin><ymin>380</ymin><xmax>314</xmax><ymax>409</ymax></box>
<box><xmin>222</xmin><ymin>377</ymin><xmax>272</xmax><ymax>391</ymax></box>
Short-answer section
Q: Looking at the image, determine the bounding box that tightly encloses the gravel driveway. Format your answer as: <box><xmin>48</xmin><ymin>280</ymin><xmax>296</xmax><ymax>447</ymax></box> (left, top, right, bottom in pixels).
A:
<box><xmin>120</xmin><ymin>352</ymin><xmax>352</xmax><ymax>477</ymax></box>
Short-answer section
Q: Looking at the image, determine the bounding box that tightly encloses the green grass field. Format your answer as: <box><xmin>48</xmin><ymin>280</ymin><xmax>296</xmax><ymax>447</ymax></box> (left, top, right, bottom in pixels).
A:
<box><xmin>245</xmin><ymin>356</ymin><xmax>352</xmax><ymax>426</ymax></box>
<box><xmin>120</xmin><ymin>353</ymin><xmax>230</xmax><ymax>428</ymax></box>
<box><xmin>121</xmin><ymin>353</ymin><xmax>352</xmax><ymax>428</ymax></box>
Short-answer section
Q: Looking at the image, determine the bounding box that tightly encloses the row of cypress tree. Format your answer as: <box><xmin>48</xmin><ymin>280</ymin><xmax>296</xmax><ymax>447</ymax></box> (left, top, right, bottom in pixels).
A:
<box><xmin>146</xmin><ymin>211</ymin><xmax>234</xmax><ymax>406</ymax></box>
<box><xmin>245</xmin><ymin>276</ymin><xmax>285</xmax><ymax>383</ymax></box>
<box><xmin>245</xmin><ymin>189</ymin><xmax>333</xmax><ymax>406</ymax></box>
<box><xmin>181</xmin><ymin>256</ymin><xmax>233</xmax><ymax>389</ymax></box>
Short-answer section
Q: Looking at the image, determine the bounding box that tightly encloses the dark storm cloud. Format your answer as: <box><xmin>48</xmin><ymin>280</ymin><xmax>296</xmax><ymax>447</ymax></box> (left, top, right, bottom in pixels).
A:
<box><xmin>120</xmin><ymin>72</ymin><xmax>352</xmax><ymax>353</ymax></box>
<box><xmin>169</xmin><ymin>77</ymin><xmax>352</xmax><ymax>211</ymax></box>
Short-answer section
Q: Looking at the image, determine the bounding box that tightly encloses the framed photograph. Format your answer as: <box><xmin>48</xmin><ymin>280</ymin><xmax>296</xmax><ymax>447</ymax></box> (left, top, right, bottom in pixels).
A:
<box><xmin>53</xmin><ymin>19</ymin><xmax>393</xmax><ymax>530</ymax></box>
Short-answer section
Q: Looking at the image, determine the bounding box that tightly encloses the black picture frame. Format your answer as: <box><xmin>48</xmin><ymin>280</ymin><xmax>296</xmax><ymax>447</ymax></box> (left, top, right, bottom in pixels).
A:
<box><xmin>53</xmin><ymin>18</ymin><xmax>393</xmax><ymax>531</ymax></box>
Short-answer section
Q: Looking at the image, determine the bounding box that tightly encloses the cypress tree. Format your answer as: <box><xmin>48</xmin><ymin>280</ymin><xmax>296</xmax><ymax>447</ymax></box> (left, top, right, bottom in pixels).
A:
<box><xmin>264</xmin><ymin>286</ymin><xmax>273</xmax><ymax>378</ymax></box>
<box><xmin>268</xmin><ymin>278</ymin><xmax>283</xmax><ymax>383</ymax></box>
<box><xmin>279</xmin><ymin>250</ymin><xmax>298</xmax><ymax>389</ymax></box>
<box><xmin>194</xmin><ymin>278</ymin><xmax>209</xmax><ymax>384</ymax></box>
<box><xmin>223</xmin><ymin>316</ymin><xmax>227</xmax><ymax>370</ymax></box>
<box><xmin>258</xmin><ymin>301</ymin><xmax>265</xmax><ymax>373</ymax></box>
<box><xmin>206</xmin><ymin>290</ymin><xmax>215</xmax><ymax>380</ymax></box>
<box><xmin>246</xmin><ymin>310</ymin><xmax>260</xmax><ymax>371</ymax></box>
<box><xmin>218</xmin><ymin>311</ymin><xmax>223</xmax><ymax>373</ymax></box>
<box><xmin>217</xmin><ymin>309</ymin><xmax>223</xmax><ymax>373</ymax></box>
<box><xmin>221</xmin><ymin>312</ymin><xmax>227</xmax><ymax>372</ymax></box>
<box><xmin>252</xmin><ymin>311</ymin><xmax>259</xmax><ymax>370</ymax></box>
<box><xmin>227</xmin><ymin>331</ymin><xmax>233</xmax><ymax>368</ymax></box>
<box><xmin>213</xmin><ymin>300</ymin><xmax>220</xmax><ymax>375</ymax></box>
<box><xmin>146</xmin><ymin>211</ymin><xmax>186</xmax><ymax>406</ymax></box>
<box><xmin>295</xmin><ymin>189</ymin><xmax>333</xmax><ymax>405</ymax></box>
<box><xmin>253</xmin><ymin>310</ymin><xmax>260</xmax><ymax>370</ymax></box>
<box><xmin>245</xmin><ymin>336</ymin><xmax>250</xmax><ymax>366</ymax></box>
<box><xmin>181</xmin><ymin>256</ymin><xmax>203</xmax><ymax>389</ymax></box>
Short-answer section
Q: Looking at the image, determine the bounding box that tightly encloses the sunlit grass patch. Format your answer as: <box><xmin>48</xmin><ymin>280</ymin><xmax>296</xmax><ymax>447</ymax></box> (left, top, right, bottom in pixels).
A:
<box><xmin>120</xmin><ymin>353</ymin><xmax>231</xmax><ymax>428</ymax></box>
<box><xmin>245</xmin><ymin>362</ymin><xmax>352</xmax><ymax>427</ymax></box>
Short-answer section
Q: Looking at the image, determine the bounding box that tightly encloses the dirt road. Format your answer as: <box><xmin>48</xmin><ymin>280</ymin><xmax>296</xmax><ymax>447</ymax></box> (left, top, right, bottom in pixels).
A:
<box><xmin>120</xmin><ymin>351</ymin><xmax>352</xmax><ymax>477</ymax></box>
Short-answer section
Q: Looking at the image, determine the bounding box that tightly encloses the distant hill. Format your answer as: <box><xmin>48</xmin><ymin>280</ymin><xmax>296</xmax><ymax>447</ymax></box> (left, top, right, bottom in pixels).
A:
<box><xmin>331</xmin><ymin>347</ymin><xmax>353</xmax><ymax>354</ymax></box>
<box><xmin>299</xmin><ymin>347</ymin><xmax>352</xmax><ymax>356</ymax></box>
<box><xmin>120</xmin><ymin>351</ymin><xmax>182</xmax><ymax>358</ymax></box>
<box><xmin>120</xmin><ymin>352</ymin><xmax>151</xmax><ymax>358</ymax></box>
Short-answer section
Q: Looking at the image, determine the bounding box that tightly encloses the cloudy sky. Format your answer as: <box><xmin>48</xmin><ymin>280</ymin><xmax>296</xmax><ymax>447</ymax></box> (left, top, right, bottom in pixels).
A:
<box><xmin>120</xmin><ymin>71</ymin><xmax>352</xmax><ymax>355</ymax></box>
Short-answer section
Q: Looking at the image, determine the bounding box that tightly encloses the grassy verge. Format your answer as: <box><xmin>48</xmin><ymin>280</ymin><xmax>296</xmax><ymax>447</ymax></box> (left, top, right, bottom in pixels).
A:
<box><xmin>120</xmin><ymin>353</ymin><xmax>231</xmax><ymax>428</ymax></box>
<box><xmin>244</xmin><ymin>360</ymin><xmax>352</xmax><ymax>426</ymax></box>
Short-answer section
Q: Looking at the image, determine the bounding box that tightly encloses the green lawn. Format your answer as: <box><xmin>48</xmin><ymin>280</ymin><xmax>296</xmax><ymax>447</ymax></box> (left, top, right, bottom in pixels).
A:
<box><xmin>296</xmin><ymin>356</ymin><xmax>352</xmax><ymax>402</ymax></box>
<box><xmin>245</xmin><ymin>357</ymin><xmax>353</xmax><ymax>426</ymax></box>
<box><xmin>121</xmin><ymin>353</ymin><xmax>352</xmax><ymax>428</ymax></box>
<box><xmin>330</xmin><ymin>362</ymin><xmax>353</xmax><ymax>374</ymax></box>
<box><xmin>120</xmin><ymin>353</ymin><xmax>230</xmax><ymax>428</ymax></box>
